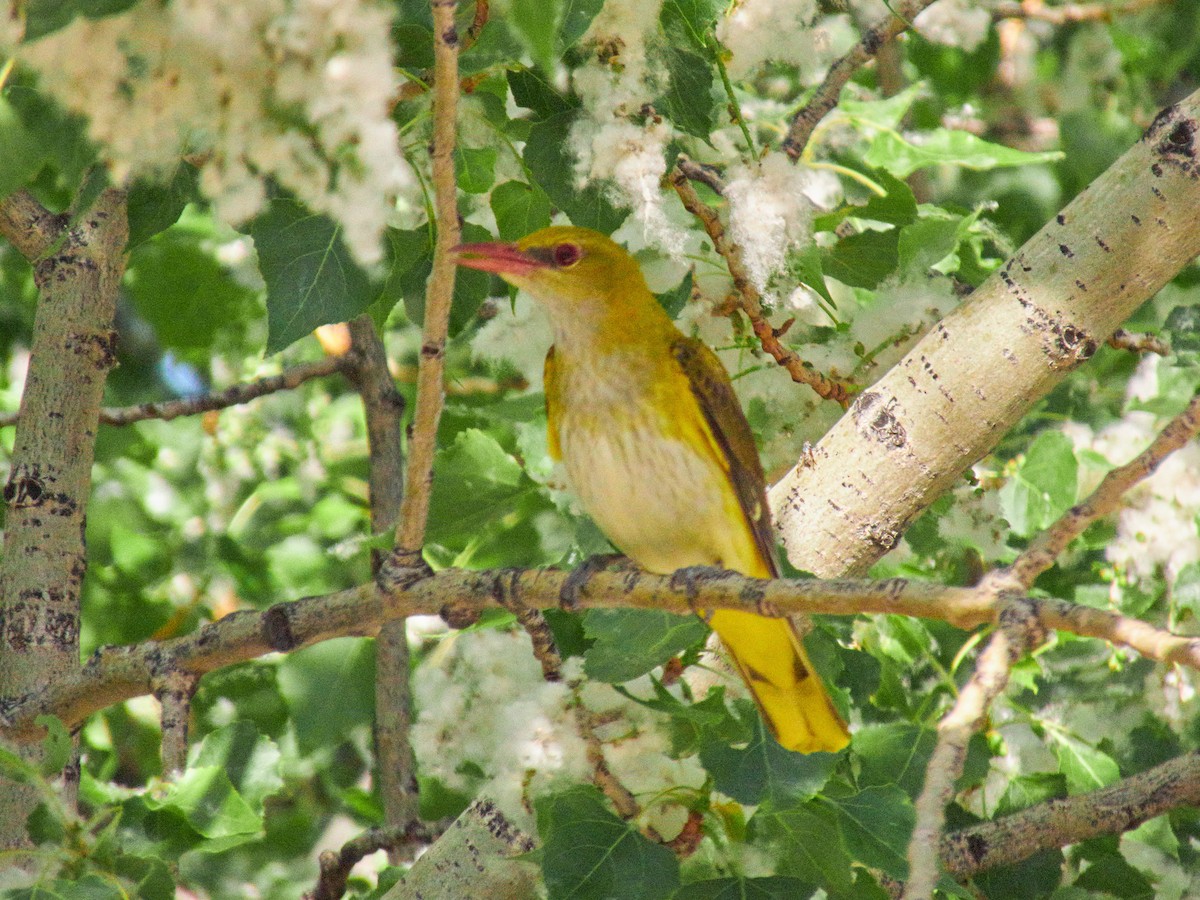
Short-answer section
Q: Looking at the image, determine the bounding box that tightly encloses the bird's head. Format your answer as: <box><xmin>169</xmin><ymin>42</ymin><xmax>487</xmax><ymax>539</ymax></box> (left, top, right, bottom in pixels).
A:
<box><xmin>453</xmin><ymin>225</ymin><xmax>647</xmax><ymax>313</ymax></box>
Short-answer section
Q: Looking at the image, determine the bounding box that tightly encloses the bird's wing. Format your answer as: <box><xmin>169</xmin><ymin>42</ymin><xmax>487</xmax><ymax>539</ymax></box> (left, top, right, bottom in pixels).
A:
<box><xmin>671</xmin><ymin>336</ymin><xmax>780</xmax><ymax>578</ymax></box>
<box><xmin>543</xmin><ymin>345</ymin><xmax>562</xmax><ymax>462</ymax></box>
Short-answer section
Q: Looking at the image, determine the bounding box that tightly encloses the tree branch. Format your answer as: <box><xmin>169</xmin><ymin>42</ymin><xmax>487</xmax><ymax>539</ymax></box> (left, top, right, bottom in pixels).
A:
<box><xmin>941</xmin><ymin>750</ymin><xmax>1200</xmax><ymax>878</ymax></box>
<box><xmin>7</xmin><ymin>566</ymin><xmax>1199</xmax><ymax>743</ymax></box>
<box><xmin>1107</xmin><ymin>328</ymin><xmax>1170</xmax><ymax>355</ymax></box>
<box><xmin>992</xmin><ymin>0</ymin><xmax>1170</xmax><ymax>25</ymax></box>
<box><xmin>1005</xmin><ymin>389</ymin><xmax>1200</xmax><ymax>588</ymax></box>
<box><xmin>669</xmin><ymin>160</ymin><xmax>855</xmax><ymax>406</ymax></box>
<box><xmin>782</xmin><ymin>0</ymin><xmax>941</xmax><ymax>159</ymax></box>
<box><xmin>307</xmin><ymin>820</ymin><xmax>447</xmax><ymax>900</ymax></box>
<box><xmin>0</xmin><ymin>188</ymin><xmax>64</xmax><ymax>261</ymax></box>
<box><xmin>345</xmin><ymin>316</ymin><xmax>421</xmax><ymax>839</ymax></box>
<box><xmin>905</xmin><ymin>601</ymin><xmax>1046</xmax><ymax>899</ymax></box>
<box><xmin>0</xmin><ymin>355</ymin><xmax>353</xmax><ymax>429</ymax></box>
<box><xmin>0</xmin><ymin>187</ymin><xmax>127</xmax><ymax>846</ymax></box>
<box><xmin>388</xmin><ymin>0</ymin><xmax>460</xmax><ymax>568</ymax></box>
<box><xmin>770</xmin><ymin>93</ymin><xmax>1200</xmax><ymax>578</ymax></box>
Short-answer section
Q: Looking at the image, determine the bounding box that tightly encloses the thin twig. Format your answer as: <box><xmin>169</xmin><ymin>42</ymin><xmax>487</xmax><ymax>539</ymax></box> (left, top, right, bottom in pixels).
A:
<box><xmin>669</xmin><ymin>162</ymin><xmax>855</xmax><ymax>406</ymax></box>
<box><xmin>388</xmin><ymin>0</ymin><xmax>460</xmax><ymax>571</ymax></box>
<box><xmin>306</xmin><ymin>820</ymin><xmax>448</xmax><ymax>900</ymax></box>
<box><xmin>904</xmin><ymin>600</ymin><xmax>1046</xmax><ymax>900</ymax></box>
<box><xmin>992</xmin><ymin>0</ymin><xmax>1169</xmax><ymax>24</ymax></box>
<box><xmin>782</xmin><ymin>0</ymin><xmax>941</xmax><ymax>160</ymax></box>
<box><xmin>1003</xmin><ymin>390</ymin><xmax>1200</xmax><ymax>588</ymax></box>
<box><xmin>495</xmin><ymin>579</ymin><xmax>642</xmax><ymax>820</ymax></box>
<box><xmin>1107</xmin><ymin>328</ymin><xmax>1170</xmax><ymax>355</ymax></box>
<box><xmin>0</xmin><ymin>355</ymin><xmax>352</xmax><ymax>429</ymax></box>
<box><xmin>154</xmin><ymin>668</ymin><xmax>198</xmax><ymax>776</ymax></box>
<box><xmin>10</xmin><ymin>567</ymin><xmax>1200</xmax><ymax>743</ymax></box>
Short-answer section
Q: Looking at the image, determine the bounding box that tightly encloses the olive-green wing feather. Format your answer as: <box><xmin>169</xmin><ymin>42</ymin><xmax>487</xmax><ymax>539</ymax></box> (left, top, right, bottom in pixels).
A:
<box><xmin>672</xmin><ymin>337</ymin><xmax>780</xmax><ymax>578</ymax></box>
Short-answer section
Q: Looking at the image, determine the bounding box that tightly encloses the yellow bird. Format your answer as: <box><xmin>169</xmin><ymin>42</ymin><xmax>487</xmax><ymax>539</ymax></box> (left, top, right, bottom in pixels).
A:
<box><xmin>455</xmin><ymin>225</ymin><xmax>849</xmax><ymax>753</ymax></box>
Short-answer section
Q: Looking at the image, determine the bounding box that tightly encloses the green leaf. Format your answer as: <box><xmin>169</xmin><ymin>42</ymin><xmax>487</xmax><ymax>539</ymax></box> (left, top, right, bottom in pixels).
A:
<box><xmin>660</xmin><ymin>0</ymin><xmax>723</xmax><ymax>53</ymax></box>
<box><xmin>864</xmin><ymin>129</ymin><xmax>1063</xmax><ymax>179</ymax></box>
<box><xmin>507</xmin><ymin>68</ymin><xmax>575</xmax><ymax>118</ymax></box>
<box><xmin>896</xmin><ymin>214</ymin><xmax>964</xmax><ymax>275</ymax></box>
<box><xmin>492</xmin><ymin>180</ymin><xmax>553</xmax><ymax>241</ymax></box>
<box><xmin>126</xmin><ymin>232</ymin><xmax>258</xmax><ymax>352</ymax></box>
<box><xmin>583</xmin><ymin>609</ymin><xmax>707</xmax><ymax>683</ymax></box>
<box><xmin>1048</xmin><ymin>732</ymin><xmax>1120</xmax><ymax>794</ymax></box>
<box><xmin>510</xmin><ymin>0</ymin><xmax>562</xmax><ymax>73</ymax></box>
<box><xmin>525</xmin><ymin>110</ymin><xmax>627</xmax><ymax>232</ymax></box>
<box><xmin>427</xmin><ymin>428</ymin><xmax>528</xmax><ymax>547</ymax></box>
<box><xmin>749</xmin><ymin>800</ymin><xmax>854</xmax><ymax>893</ymax></box>
<box><xmin>822</xmin><ymin>229</ymin><xmax>899</xmax><ymax>289</ymax></box>
<box><xmin>113</xmin><ymin>853</ymin><xmax>177</xmax><ymax>900</ymax></box>
<box><xmin>537</xmin><ymin>785</ymin><xmax>680</xmax><ymax>900</ymax></box>
<box><xmin>1073</xmin><ymin>855</ymin><xmax>1154</xmax><ymax>899</ymax></box>
<box><xmin>190</xmin><ymin>721</ymin><xmax>283</xmax><ymax>814</ymax></box>
<box><xmin>145</xmin><ymin>766</ymin><xmax>261</xmax><ymax>842</ymax></box>
<box><xmin>839</xmin><ymin>85</ymin><xmax>924</xmax><ymax>130</ymax></box>
<box><xmin>995</xmin><ymin>772</ymin><xmax>1067</xmax><ymax>817</ymax></box>
<box><xmin>125</xmin><ymin>162</ymin><xmax>201</xmax><ymax>248</ymax></box>
<box><xmin>789</xmin><ymin>243</ymin><xmax>837</xmax><ymax>312</ymax></box>
<box><xmin>36</xmin><ymin>715</ymin><xmax>71</xmax><ymax>777</ymax></box>
<box><xmin>655</xmin><ymin>270</ymin><xmax>693</xmax><ymax>318</ymax></box>
<box><xmin>700</xmin><ymin>714</ymin><xmax>839</xmax><ymax>805</ymax></box>
<box><xmin>0</xmin><ymin>96</ymin><xmax>47</xmax><ymax>199</ymax></box>
<box><xmin>277</xmin><ymin>637</ymin><xmax>377</xmax><ymax>754</ymax></box>
<box><xmin>824</xmin><ymin>785</ymin><xmax>914</xmax><ymax>880</ymax></box>
<box><xmin>560</xmin><ymin>0</ymin><xmax>606</xmax><ymax>49</ymax></box>
<box><xmin>852</xmin><ymin>723</ymin><xmax>936</xmax><ymax>798</ymax></box>
<box><xmin>998</xmin><ymin>430</ymin><xmax>1079</xmax><ymax>537</ymax></box>
<box><xmin>1165</xmin><ymin>304</ymin><xmax>1200</xmax><ymax>353</ymax></box>
<box><xmin>394</xmin><ymin>23</ymin><xmax>434</xmax><ymax>70</ymax></box>
<box><xmin>658</xmin><ymin>46</ymin><xmax>717</xmax><ymax>139</ymax></box>
<box><xmin>672</xmin><ymin>876</ymin><xmax>816</xmax><ymax>900</ymax></box>
<box><xmin>457</xmin><ymin>146</ymin><xmax>498</xmax><ymax>194</ymax></box>
<box><xmin>249</xmin><ymin>195</ymin><xmax>372</xmax><ymax>354</ymax></box>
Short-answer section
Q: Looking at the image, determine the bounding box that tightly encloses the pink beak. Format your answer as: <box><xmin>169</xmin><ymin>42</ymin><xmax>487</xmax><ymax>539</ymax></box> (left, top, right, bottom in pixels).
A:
<box><xmin>452</xmin><ymin>241</ymin><xmax>549</xmax><ymax>277</ymax></box>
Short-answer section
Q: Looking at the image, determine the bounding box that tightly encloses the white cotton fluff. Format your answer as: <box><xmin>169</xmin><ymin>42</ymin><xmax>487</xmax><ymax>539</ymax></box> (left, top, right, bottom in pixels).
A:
<box><xmin>19</xmin><ymin>0</ymin><xmax>414</xmax><ymax>267</ymax></box>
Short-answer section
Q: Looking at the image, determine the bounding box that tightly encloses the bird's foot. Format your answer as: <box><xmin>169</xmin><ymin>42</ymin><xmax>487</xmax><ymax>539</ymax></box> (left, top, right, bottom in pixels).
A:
<box><xmin>560</xmin><ymin>553</ymin><xmax>632</xmax><ymax>610</ymax></box>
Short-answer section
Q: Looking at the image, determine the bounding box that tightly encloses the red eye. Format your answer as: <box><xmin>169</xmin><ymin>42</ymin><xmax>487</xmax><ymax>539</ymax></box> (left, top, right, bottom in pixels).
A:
<box><xmin>553</xmin><ymin>242</ymin><xmax>582</xmax><ymax>267</ymax></box>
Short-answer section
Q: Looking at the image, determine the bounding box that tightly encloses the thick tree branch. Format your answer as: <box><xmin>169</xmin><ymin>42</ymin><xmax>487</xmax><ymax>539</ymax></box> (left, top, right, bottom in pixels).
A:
<box><xmin>782</xmin><ymin>0</ymin><xmax>941</xmax><ymax>159</ymax></box>
<box><xmin>771</xmin><ymin>93</ymin><xmax>1200</xmax><ymax>578</ymax></box>
<box><xmin>6</xmin><ymin>566</ymin><xmax>1199</xmax><ymax>743</ymax></box>
<box><xmin>942</xmin><ymin>750</ymin><xmax>1200</xmax><ymax>877</ymax></box>
<box><xmin>0</xmin><ymin>187</ymin><xmax>127</xmax><ymax>846</ymax></box>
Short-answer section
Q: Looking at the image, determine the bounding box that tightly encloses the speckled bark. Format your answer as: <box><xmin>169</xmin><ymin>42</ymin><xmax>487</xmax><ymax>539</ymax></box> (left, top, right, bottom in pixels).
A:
<box><xmin>0</xmin><ymin>188</ymin><xmax>127</xmax><ymax>847</ymax></box>
<box><xmin>382</xmin><ymin>798</ymin><xmax>537</xmax><ymax>900</ymax></box>
<box><xmin>770</xmin><ymin>95</ymin><xmax>1200</xmax><ymax>576</ymax></box>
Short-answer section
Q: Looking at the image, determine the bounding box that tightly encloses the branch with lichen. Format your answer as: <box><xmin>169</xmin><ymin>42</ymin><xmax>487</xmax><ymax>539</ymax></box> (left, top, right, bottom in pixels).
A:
<box><xmin>782</xmin><ymin>0</ymin><xmax>942</xmax><ymax>160</ymax></box>
<box><xmin>669</xmin><ymin>160</ymin><xmax>855</xmax><ymax>406</ymax></box>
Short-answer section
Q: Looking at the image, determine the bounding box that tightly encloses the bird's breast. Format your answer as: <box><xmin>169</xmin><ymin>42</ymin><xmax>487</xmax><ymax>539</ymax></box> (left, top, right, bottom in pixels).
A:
<box><xmin>552</xmin><ymin>362</ymin><xmax>746</xmax><ymax>574</ymax></box>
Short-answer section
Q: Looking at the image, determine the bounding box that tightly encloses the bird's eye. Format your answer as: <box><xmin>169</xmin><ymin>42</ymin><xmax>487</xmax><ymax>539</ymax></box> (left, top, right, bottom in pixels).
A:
<box><xmin>553</xmin><ymin>242</ymin><xmax>582</xmax><ymax>268</ymax></box>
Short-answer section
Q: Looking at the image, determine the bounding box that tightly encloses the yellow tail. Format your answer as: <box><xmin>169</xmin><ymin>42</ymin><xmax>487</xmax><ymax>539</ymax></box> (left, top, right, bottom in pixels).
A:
<box><xmin>709</xmin><ymin>609</ymin><xmax>850</xmax><ymax>753</ymax></box>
